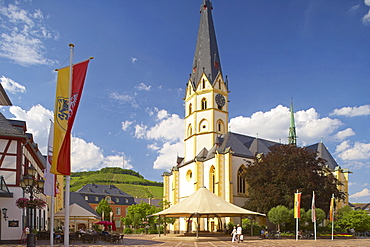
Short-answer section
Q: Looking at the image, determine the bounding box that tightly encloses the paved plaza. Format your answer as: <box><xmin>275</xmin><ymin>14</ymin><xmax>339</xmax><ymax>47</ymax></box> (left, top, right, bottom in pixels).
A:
<box><xmin>2</xmin><ymin>235</ymin><xmax>370</xmax><ymax>247</ymax></box>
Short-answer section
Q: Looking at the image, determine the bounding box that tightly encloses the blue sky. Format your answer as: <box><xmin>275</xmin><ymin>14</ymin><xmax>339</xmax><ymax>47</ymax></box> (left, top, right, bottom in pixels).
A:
<box><xmin>0</xmin><ymin>0</ymin><xmax>369</xmax><ymax>203</ymax></box>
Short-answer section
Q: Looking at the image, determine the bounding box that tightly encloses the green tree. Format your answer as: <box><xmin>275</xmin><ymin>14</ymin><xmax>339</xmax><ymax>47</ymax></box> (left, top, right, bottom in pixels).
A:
<box><xmin>306</xmin><ymin>208</ymin><xmax>326</xmax><ymax>225</ymax></box>
<box><xmin>268</xmin><ymin>205</ymin><xmax>290</xmax><ymax>232</ymax></box>
<box><xmin>122</xmin><ymin>202</ymin><xmax>158</xmax><ymax>229</ymax></box>
<box><xmin>96</xmin><ymin>198</ymin><xmax>112</xmax><ymax>221</ymax></box>
<box><xmin>244</xmin><ymin>145</ymin><xmax>345</xmax><ymax>214</ymax></box>
<box><xmin>336</xmin><ymin>207</ymin><xmax>370</xmax><ymax>232</ymax></box>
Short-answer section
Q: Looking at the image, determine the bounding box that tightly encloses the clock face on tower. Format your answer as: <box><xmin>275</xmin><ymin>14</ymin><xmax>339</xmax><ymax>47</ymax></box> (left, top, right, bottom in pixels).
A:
<box><xmin>215</xmin><ymin>93</ymin><xmax>225</xmax><ymax>107</ymax></box>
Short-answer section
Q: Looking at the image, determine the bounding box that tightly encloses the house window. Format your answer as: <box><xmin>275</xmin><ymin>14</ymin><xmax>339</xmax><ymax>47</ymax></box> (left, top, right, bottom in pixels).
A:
<box><xmin>201</xmin><ymin>98</ymin><xmax>207</xmax><ymax>110</ymax></box>
<box><xmin>116</xmin><ymin>220</ymin><xmax>121</xmax><ymax>227</ymax></box>
<box><xmin>116</xmin><ymin>207</ymin><xmax>121</xmax><ymax>215</ymax></box>
<box><xmin>115</xmin><ymin>198</ymin><xmax>119</xmax><ymax>203</ymax></box>
<box><xmin>95</xmin><ymin>197</ymin><xmax>99</xmax><ymax>202</ymax></box>
<box><xmin>125</xmin><ymin>198</ymin><xmax>129</xmax><ymax>203</ymax></box>
<box><xmin>106</xmin><ymin>196</ymin><xmax>111</xmax><ymax>203</ymax></box>
<box><xmin>85</xmin><ymin>196</ymin><xmax>88</xmax><ymax>201</ymax></box>
<box><xmin>237</xmin><ymin>166</ymin><xmax>247</xmax><ymax>194</ymax></box>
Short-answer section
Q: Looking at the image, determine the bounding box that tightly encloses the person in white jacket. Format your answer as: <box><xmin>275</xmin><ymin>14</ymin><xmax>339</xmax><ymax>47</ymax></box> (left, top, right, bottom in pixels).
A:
<box><xmin>231</xmin><ymin>226</ymin><xmax>237</xmax><ymax>242</ymax></box>
<box><xmin>236</xmin><ymin>224</ymin><xmax>242</xmax><ymax>243</ymax></box>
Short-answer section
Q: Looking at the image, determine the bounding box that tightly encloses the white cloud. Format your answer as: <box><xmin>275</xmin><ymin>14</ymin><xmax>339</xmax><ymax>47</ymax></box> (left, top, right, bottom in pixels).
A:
<box><xmin>134</xmin><ymin>123</ymin><xmax>148</xmax><ymax>139</ymax></box>
<box><xmin>71</xmin><ymin>137</ymin><xmax>132</xmax><ymax>172</ymax></box>
<box><xmin>157</xmin><ymin>109</ymin><xmax>168</xmax><ymax>120</ymax></box>
<box><xmin>121</xmin><ymin>120</ymin><xmax>133</xmax><ymax>131</ymax></box>
<box><xmin>362</xmin><ymin>10</ymin><xmax>370</xmax><ymax>25</ymax></box>
<box><xmin>135</xmin><ymin>82</ymin><xmax>151</xmax><ymax>91</ymax></box>
<box><xmin>0</xmin><ymin>75</ymin><xmax>26</xmax><ymax>94</ymax></box>
<box><xmin>365</xmin><ymin>0</ymin><xmax>370</xmax><ymax>7</ymax></box>
<box><xmin>109</xmin><ymin>92</ymin><xmax>139</xmax><ymax>108</ymax></box>
<box><xmin>147</xmin><ymin>143</ymin><xmax>160</xmax><ymax>151</ymax></box>
<box><xmin>348</xmin><ymin>4</ymin><xmax>360</xmax><ymax>13</ymax></box>
<box><xmin>333</xmin><ymin>128</ymin><xmax>355</xmax><ymax>141</ymax></box>
<box><xmin>336</xmin><ymin>141</ymin><xmax>370</xmax><ymax>161</ymax></box>
<box><xmin>8</xmin><ymin>103</ymin><xmax>133</xmax><ymax>172</ymax></box>
<box><xmin>153</xmin><ymin>141</ymin><xmax>183</xmax><ymax>169</ymax></box>
<box><xmin>331</xmin><ymin>105</ymin><xmax>370</xmax><ymax>117</ymax></box>
<box><xmin>349</xmin><ymin>188</ymin><xmax>370</xmax><ymax>198</ymax></box>
<box><xmin>131</xmin><ymin>57</ymin><xmax>137</xmax><ymax>63</ymax></box>
<box><xmin>9</xmin><ymin>104</ymin><xmax>53</xmax><ymax>153</ymax></box>
<box><xmin>230</xmin><ymin>105</ymin><xmax>342</xmax><ymax>145</ymax></box>
<box><xmin>146</xmin><ymin>114</ymin><xmax>183</xmax><ymax>141</ymax></box>
<box><xmin>0</xmin><ymin>3</ymin><xmax>58</xmax><ymax>66</ymax></box>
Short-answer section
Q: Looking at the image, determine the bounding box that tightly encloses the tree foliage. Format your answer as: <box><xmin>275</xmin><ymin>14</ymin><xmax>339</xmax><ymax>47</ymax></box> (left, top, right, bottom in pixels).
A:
<box><xmin>96</xmin><ymin>198</ymin><xmax>112</xmax><ymax>220</ymax></box>
<box><xmin>244</xmin><ymin>145</ymin><xmax>345</xmax><ymax>214</ymax></box>
<box><xmin>120</xmin><ymin>202</ymin><xmax>158</xmax><ymax>229</ymax></box>
<box><xmin>268</xmin><ymin>205</ymin><xmax>290</xmax><ymax>231</ymax></box>
<box><xmin>336</xmin><ymin>206</ymin><xmax>370</xmax><ymax>232</ymax></box>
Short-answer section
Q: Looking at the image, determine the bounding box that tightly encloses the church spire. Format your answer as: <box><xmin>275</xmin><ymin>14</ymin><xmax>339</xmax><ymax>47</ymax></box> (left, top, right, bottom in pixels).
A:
<box><xmin>190</xmin><ymin>0</ymin><xmax>222</xmax><ymax>87</ymax></box>
<box><xmin>288</xmin><ymin>99</ymin><xmax>297</xmax><ymax>146</ymax></box>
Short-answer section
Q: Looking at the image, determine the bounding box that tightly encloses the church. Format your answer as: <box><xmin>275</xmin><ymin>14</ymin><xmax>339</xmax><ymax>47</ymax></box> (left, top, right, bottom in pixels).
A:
<box><xmin>162</xmin><ymin>0</ymin><xmax>350</xmax><ymax>233</ymax></box>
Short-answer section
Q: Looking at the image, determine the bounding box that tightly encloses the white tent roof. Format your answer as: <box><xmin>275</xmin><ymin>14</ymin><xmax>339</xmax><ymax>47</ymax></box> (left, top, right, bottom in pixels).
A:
<box><xmin>54</xmin><ymin>203</ymin><xmax>99</xmax><ymax>219</ymax></box>
<box><xmin>151</xmin><ymin>187</ymin><xmax>265</xmax><ymax>218</ymax></box>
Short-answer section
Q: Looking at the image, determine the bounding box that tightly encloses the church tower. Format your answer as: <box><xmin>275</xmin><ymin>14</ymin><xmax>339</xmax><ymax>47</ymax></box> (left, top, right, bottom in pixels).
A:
<box><xmin>184</xmin><ymin>0</ymin><xmax>229</xmax><ymax>162</ymax></box>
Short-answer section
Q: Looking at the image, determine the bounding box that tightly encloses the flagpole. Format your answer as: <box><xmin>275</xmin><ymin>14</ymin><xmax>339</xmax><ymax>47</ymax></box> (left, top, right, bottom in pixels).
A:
<box><xmin>64</xmin><ymin>43</ymin><xmax>74</xmax><ymax>247</ymax></box>
<box><xmin>312</xmin><ymin>191</ymin><xmax>316</xmax><ymax>241</ymax></box>
<box><xmin>50</xmin><ymin>195</ymin><xmax>54</xmax><ymax>247</ymax></box>
<box><xmin>331</xmin><ymin>194</ymin><xmax>334</xmax><ymax>241</ymax></box>
<box><xmin>295</xmin><ymin>190</ymin><xmax>299</xmax><ymax>241</ymax></box>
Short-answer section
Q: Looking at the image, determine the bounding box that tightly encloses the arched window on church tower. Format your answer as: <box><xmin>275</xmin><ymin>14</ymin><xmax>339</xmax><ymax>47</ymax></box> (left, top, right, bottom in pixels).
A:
<box><xmin>189</xmin><ymin>103</ymin><xmax>192</xmax><ymax>115</ymax></box>
<box><xmin>216</xmin><ymin>120</ymin><xmax>224</xmax><ymax>133</ymax></box>
<box><xmin>237</xmin><ymin>166</ymin><xmax>247</xmax><ymax>194</ymax></box>
<box><xmin>201</xmin><ymin>98</ymin><xmax>207</xmax><ymax>110</ymax></box>
<box><xmin>209</xmin><ymin>166</ymin><xmax>215</xmax><ymax>193</ymax></box>
<box><xmin>187</xmin><ymin>124</ymin><xmax>192</xmax><ymax>137</ymax></box>
<box><xmin>202</xmin><ymin>79</ymin><xmax>206</xmax><ymax>89</ymax></box>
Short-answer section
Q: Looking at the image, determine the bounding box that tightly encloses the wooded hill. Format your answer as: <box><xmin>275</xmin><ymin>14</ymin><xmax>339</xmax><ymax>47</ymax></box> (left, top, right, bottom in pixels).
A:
<box><xmin>70</xmin><ymin>167</ymin><xmax>163</xmax><ymax>199</ymax></box>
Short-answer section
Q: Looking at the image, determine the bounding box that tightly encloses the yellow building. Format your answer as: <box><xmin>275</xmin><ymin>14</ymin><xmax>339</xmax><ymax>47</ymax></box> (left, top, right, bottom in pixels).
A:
<box><xmin>163</xmin><ymin>0</ymin><xmax>350</xmax><ymax>233</ymax></box>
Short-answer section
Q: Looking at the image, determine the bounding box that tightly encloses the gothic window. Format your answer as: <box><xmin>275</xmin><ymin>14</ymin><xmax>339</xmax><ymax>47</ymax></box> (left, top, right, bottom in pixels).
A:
<box><xmin>209</xmin><ymin>166</ymin><xmax>215</xmax><ymax>193</ymax></box>
<box><xmin>187</xmin><ymin>124</ymin><xmax>192</xmax><ymax>137</ymax></box>
<box><xmin>186</xmin><ymin>170</ymin><xmax>192</xmax><ymax>182</ymax></box>
<box><xmin>237</xmin><ymin>166</ymin><xmax>247</xmax><ymax>194</ymax></box>
<box><xmin>218</xmin><ymin>80</ymin><xmax>221</xmax><ymax>90</ymax></box>
<box><xmin>201</xmin><ymin>98</ymin><xmax>207</xmax><ymax>110</ymax></box>
<box><xmin>216</xmin><ymin>120</ymin><xmax>224</xmax><ymax>132</ymax></box>
<box><xmin>189</xmin><ymin>103</ymin><xmax>192</xmax><ymax>115</ymax></box>
<box><xmin>202</xmin><ymin>79</ymin><xmax>205</xmax><ymax>89</ymax></box>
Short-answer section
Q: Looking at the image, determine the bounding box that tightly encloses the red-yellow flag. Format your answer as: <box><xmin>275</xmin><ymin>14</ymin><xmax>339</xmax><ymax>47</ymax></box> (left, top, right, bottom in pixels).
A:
<box><xmin>52</xmin><ymin>60</ymin><xmax>90</xmax><ymax>175</ymax></box>
<box><xmin>294</xmin><ymin>192</ymin><xmax>301</xmax><ymax>218</ymax></box>
<box><xmin>51</xmin><ymin>66</ymin><xmax>70</xmax><ymax>175</ymax></box>
<box><xmin>329</xmin><ymin>196</ymin><xmax>335</xmax><ymax>222</ymax></box>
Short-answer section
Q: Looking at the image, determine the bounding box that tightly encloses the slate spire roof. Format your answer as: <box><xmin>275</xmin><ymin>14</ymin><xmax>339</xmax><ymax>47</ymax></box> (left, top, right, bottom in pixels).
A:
<box><xmin>288</xmin><ymin>100</ymin><xmax>297</xmax><ymax>146</ymax></box>
<box><xmin>190</xmin><ymin>0</ymin><xmax>222</xmax><ymax>88</ymax></box>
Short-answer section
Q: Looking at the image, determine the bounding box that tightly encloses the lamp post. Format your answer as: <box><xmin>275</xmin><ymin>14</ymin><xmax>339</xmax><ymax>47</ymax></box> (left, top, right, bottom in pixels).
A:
<box><xmin>1</xmin><ymin>208</ymin><xmax>8</xmax><ymax>221</ymax></box>
<box><xmin>20</xmin><ymin>165</ymin><xmax>45</xmax><ymax>247</ymax></box>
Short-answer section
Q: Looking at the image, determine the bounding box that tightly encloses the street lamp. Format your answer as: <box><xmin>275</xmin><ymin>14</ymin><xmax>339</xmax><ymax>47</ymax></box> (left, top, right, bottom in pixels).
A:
<box><xmin>20</xmin><ymin>165</ymin><xmax>45</xmax><ymax>247</ymax></box>
<box><xmin>2</xmin><ymin>208</ymin><xmax>8</xmax><ymax>221</ymax></box>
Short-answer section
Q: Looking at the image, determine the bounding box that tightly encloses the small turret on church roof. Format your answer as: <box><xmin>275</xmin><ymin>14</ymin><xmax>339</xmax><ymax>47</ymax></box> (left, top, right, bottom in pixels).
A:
<box><xmin>288</xmin><ymin>99</ymin><xmax>297</xmax><ymax>146</ymax></box>
<box><xmin>190</xmin><ymin>0</ymin><xmax>222</xmax><ymax>88</ymax></box>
